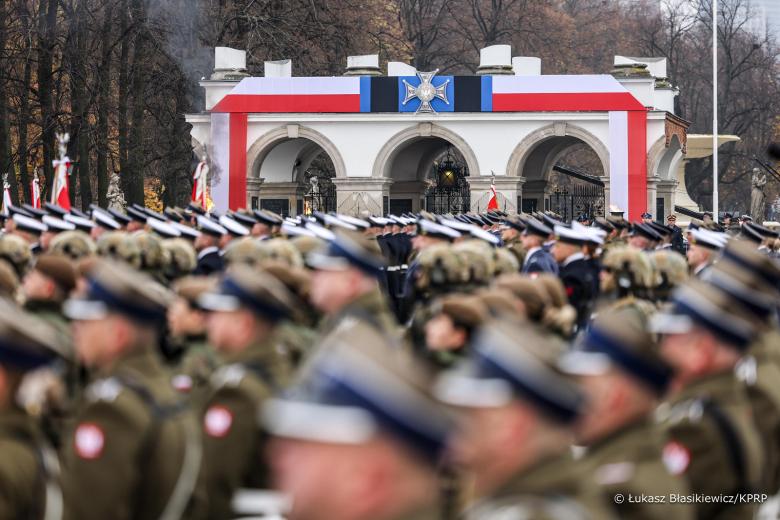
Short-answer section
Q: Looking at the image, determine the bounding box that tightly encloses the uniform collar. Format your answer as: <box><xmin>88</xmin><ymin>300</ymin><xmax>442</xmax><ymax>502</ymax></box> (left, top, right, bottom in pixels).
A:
<box><xmin>197</xmin><ymin>246</ymin><xmax>219</xmax><ymax>260</ymax></box>
<box><xmin>97</xmin><ymin>346</ymin><xmax>164</xmax><ymax>381</ymax></box>
<box><xmin>672</xmin><ymin>369</ymin><xmax>741</xmax><ymax>404</ymax></box>
<box><xmin>562</xmin><ymin>252</ymin><xmax>585</xmax><ymax>267</ymax></box>
<box><xmin>523</xmin><ymin>246</ymin><xmax>542</xmax><ymax>265</ymax></box>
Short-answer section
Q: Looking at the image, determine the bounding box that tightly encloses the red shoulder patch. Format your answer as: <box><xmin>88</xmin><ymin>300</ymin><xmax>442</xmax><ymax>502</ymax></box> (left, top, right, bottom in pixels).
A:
<box><xmin>74</xmin><ymin>423</ymin><xmax>105</xmax><ymax>460</ymax></box>
<box><xmin>204</xmin><ymin>405</ymin><xmax>233</xmax><ymax>438</ymax></box>
<box><xmin>662</xmin><ymin>440</ymin><xmax>690</xmax><ymax>475</ymax></box>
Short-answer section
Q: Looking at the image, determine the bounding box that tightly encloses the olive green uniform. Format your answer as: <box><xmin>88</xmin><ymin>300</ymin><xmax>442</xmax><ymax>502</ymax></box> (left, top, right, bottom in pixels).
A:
<box><xmin>464</xmin><ymin>452</ymin><xmax>615</xmax><ymax>519</ymax></box>
<box><xmin>61</xmin><ymin>348</ymin><xmax>200</xmax><ymax>520</ymax></box>
<box><xmin>200</xmin><ymin>336</ymin><xmax>292</xmax><ymax>520</ymax></box>
<box><xmin>0</xmin><ymin>406</ymin><xmax>59</xmax><ymax>520</ymax></box>
<box><xmin>172</xmin><ymin>334</ymin><xmax>220</xmax><ymax>407</ymax></box>
<box><xmin>318</xmin><ymin>286</ymin><xmax>399</xmax><ymax>339</ymax></box>
<box><xmin>503</xmin><ymin>239</ymin><xmax>526</xmax><ymax>268</ymax></box>
<box><xmin>580</xmin><ymin>418</ymin><xmax>694</xmax><ymax>520</ymax></box>
<box><xmin>657</xmin><ymin>370</ymin><xmax>764</xmax><ymax>520</ymax></box>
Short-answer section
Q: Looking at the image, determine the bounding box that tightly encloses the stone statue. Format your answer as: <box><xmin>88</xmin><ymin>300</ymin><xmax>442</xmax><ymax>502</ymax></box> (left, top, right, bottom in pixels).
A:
<box><xmin>107</xmin><ymin>172</ymin><xmax>126</xmax><ymax>211</ymax></box>
<box><xmin>750</xmin><ymin>167</ymin><xmax>766</xmax><ymax>222</ymax></box>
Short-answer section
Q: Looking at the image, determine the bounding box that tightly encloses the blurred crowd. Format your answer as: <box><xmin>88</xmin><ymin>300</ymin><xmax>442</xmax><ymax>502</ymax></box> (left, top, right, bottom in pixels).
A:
<box><xmin>0</xmin><ymin>198</ymin><xmax>779</xmax><ymax>520</ymax></box>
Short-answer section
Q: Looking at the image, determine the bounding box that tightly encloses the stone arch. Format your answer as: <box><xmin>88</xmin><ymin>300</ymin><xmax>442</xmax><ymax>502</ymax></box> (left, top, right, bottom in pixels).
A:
<box><xmin>647</xmin><ymin>134</ymin><xmax>684</xmax><ymax>181</ymax></box>
<box><xmin>246</xmin><ymin>124</ymin><xmax>347</xmax><ymax>179</ymax></box>
<box><xmin>371</xmin><ymin>123</ymin><xmax>481</xmax><ymax>180</ymax></box>
<box><xmin>505</xmin><ymin>122</ymin><xmax>610</xmax><ymax>180</ymax></box>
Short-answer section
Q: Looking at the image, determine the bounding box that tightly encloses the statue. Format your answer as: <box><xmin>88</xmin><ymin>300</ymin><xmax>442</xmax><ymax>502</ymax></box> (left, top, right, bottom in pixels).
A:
<box><xmin>107</xmin><ymin>172</ymin><xmax>126</xmax><ymax>211</ymax></box>
<box><xmin>750</xmin><ymin>167</ymin><xmax>767</xmax><ymax>222</ymax></box>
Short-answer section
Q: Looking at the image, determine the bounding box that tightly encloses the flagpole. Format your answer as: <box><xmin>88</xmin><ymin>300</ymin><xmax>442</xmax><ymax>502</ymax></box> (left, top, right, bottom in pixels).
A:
<box><xmin>712</xmin><ymin>0</ymin><xmax>719</xmax><ymax>222</ymax></box>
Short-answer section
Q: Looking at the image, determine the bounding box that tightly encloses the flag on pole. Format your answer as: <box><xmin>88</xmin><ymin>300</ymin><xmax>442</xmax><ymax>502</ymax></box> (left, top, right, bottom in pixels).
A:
<box><xmin>1</xmin><ymin>175</ymin><xmax>11</xmax><ymax>217</ymax></box>
<box><xmin>51</xmin><ymin>133</ymin><xmax>72</xmax><ymax>211</ymax></box>
<box><xmin>191</xmin><ymin>158</ymin><xmax>210</xmax><ymax>209</ymax></box>
<box><xmin>487</xmin><ymin>176</ymin><xmax>499</xmax><ymax>211</ymax></box>
<box><xmin>31</xmin><ymin>172</ymin><xmax>41</xmax><ymax>209</ymax></box>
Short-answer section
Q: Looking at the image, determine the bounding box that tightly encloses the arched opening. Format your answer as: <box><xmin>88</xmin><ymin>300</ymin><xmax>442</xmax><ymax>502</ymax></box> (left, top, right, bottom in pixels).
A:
<box><xmin>383</xmin><ymin>136</ymin><xmax>471</xmax><ymax>214</ymax></box>
<box><xmin>513</xmin><ymin>135</ymin><xmax>607</xmax><ymax>220</ymax></box>
<box><xmin>249</xmin><ymin>137</ymin><xmax>337</xmax><ymax>216</ymax></box>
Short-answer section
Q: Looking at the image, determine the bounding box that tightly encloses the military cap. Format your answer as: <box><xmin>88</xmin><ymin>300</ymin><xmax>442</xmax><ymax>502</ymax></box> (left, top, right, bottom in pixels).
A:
<box><xmin>197</xmin><ymin>215</ymin><xmax>227</xmax><ymax>237</ymax></box>
<box><xmin>172</xmin><ymin>276</ymin><xmax>217</xmax><ymax>309</ymax></box>
<box><xmin>8</xmin><ymin>205</ymin><xmax>34</xmax><ymax>219</ymax></box>
<box><xmin>560</xmin><ymin>309</ymin><xmax>673</xmax><ymax>395</ymax></box>
<box><xmin>142</xmin><ymin>207</ymin><xmax>166</xmax><ymax>222</ymax></box>
<box><xmin>414</xmin><ymin>219</ymin><xmax>461</xmax><ymax>241</ymax></box>
<box><xmin>574</xmin><ymin>222</ymin><xmax>606</xmax><ymax>245</ymax></box>
<box><xmin>522</xmin><ymin>218</ymin><xmax>552</xmax><ymax>238</ymax></box>
<box><xmin>44</xmin><ymin>203</ymin><xmax>68</xmax><ymax>218</ymax></box>
<box><xmin>42</xmin><ymin>215</ymin><xmax>76</xmax><ymax>233</ymax></box>
<box><xmin>21</xmin><ymin>204</ymin><xmax>47</xmax><ymax>220</ymax></box>
<box><xmin>280</xmin><ymin>221</ymin><xmax>315</xmax><ymax>238</ymax></box>
<box><xmin>720</xmin><ymin>239</ymin><xmax>780</xmax><ymax>291</ymax></box>
<box><xmin>746</xmin><ymin>222</ymin><xmax>778</xmax><ymax>239</ymax></box>
<box><xmin>32</xmin><ymin>254</ymin><xmax>77</xmax><ymax>295</ymax></box>
<box><xmin>303</xmin><ymin>221</ymin><xmax>335</xmax><ymax>241</ymax></box>
<box><xmin>12</xmin><ymin>214</ymin><xmax>47</xmax><ymax>236</ymax></box>
<box><xmin>368</xmin><ymin>216</ymin><xmax>390</xmax><ymax>227</ymax></box>
<box><xmin>147</xmin><ymin>217</ymin><xmax>181</xmax><ymax>239</ymax></box>
<box><xmin>337</xmin><ymin>214</ymin><xmax>370</xmax><ymax>230</ymax></box>
<box><xmin>430</xmin><ymin>294</ymin><xmax>488</xmax><ymax>331</ymax></box>
<box><xmin>199</xmin><ymin>265</ymin><xmax>293</xmax><ymax>321</ymax></box>
<box><xmin>435</xmin><ymin>321</ymin><xmax>585</xmax><ymax>423</ymax></box>
<box><xmin>689</xmin><ymin>228</ymin><xmax>727</xmax><ymax>251</ymax></box>
<box><xmin>640</xmin><ymin>212</ymin><xmax>653</xmax><ymax>220</ymax></box>
<box><xmin>0</xmin><ymin>235</ymin><xmax>32</xmax><ymax>277</ymax></box>
<box><xmin>439</xmin><ymin>217</ymin><xmax>472</xmax><ymax>234</ymax></box>
<box><xmin>541</xmin><ymin>213</ymin><xmax>565</xmax><ymax>230</ymax></box>
<box><xmin>186</xmin><ymin>202</ymin><xmax>207</xmax><ymax>216</ymax></box>
<box><xmin>647</xmin><ymin>221</ymin><xmax>672</xmax><ymax>237</ymax></box>
<box><xmin>606</xmin><ymin>215</ymin><xmax>629</xmax><ymax>230</ymax></box>
<box><xmin>108</xmin><ymin>208</ymin><xmax>132</xmax><ymax>226</ymax></box>
<box><xmin>172</xmin><ymin>222</ymin><xmax>200</xmax><ymax>241</ymax></box>
<box><xmin>740</xmin><ymin>214</ymin><xmax>753</xmax><ymax>222</ymax></box>
<box><xmin>701</xmin><ymin>265</ymin><xmax>777</xmax><ymax>322</ymax></box>
<box><xmin>64</xmin><ymin>214</ymin><xmax>95</xmax><ymax>232</ymax></box>
<box><xmin>92</xmin><ymin>209</ymin><xmax>121</xmax><ymax>231</ymax></box>
<box><xmin>231</xmin><ymin>210</ymin><xmax>257</xmax><ymax>227</ymax></box>
<box><xmin>218</xmin><ymin>215</ymin><xmax>249</xmax><ymax>237</ymax></box>
<box><xmin>164</xmin><ymin>207</ymin><xmax>184</xmax><ymax>223</ymax></box>
<box><xmin>308</xmin><ymin>229</ymin><xmax>386</xmax><ymax>278</ymax></box>
<box><xmin>576</xmin><ymin>213</ymin><xmax>591</xmax><ymax>223</ymax></box>
<box><xmin>630</xmin><ymin>222</ymin><xmax>661</xmax><ymax>242</ymax></box>
<box><xmin>253</xmin><ymin>209</ymin><xmax>283</xmax><ymax>226</ymax></box>
<box><xmin>738</xmin><ymin>223</ymin><xmax>764</xmax><ymax>244</ymax></box>
<box><xmin>64</xmin><ymin>260</ymin><xmax>171</xmax><ymax>324</ymax></box>
<box><xmin>125</xmin><ymin>206</ymin><xmax>148</xmax><ymax>223</ymax></box>
<box><xmin>263</xmin><ymin>333</ymin><xmax>454</xmax><ymax>464</ymax></box>
<box><xmin>468</xmin><ymin>226</ymin><xmax>500</xmax><ymax>246</ymax></box>
<box><xmin>0</xmin><ymin>298</ymin><xmax>68</xmax><ymax>370</ymax></box>
<box><xmin>554</xmin><ymin>224</ymin><xmax>589</xmax><ymax>246</ymax></box>
<box><xmin>651</xmin><ymin>280</ymin><xmax>759</xmax><ymax>350</ymax></box>
<box><xmin>70</xmin><ymin>208</ymin><xmax>90</xmax><ymax>219</ymax></box>
<box><xmin>503</xmin><ymin>215</ymin><xmax>527</xmax><ymax>232</ymax></box>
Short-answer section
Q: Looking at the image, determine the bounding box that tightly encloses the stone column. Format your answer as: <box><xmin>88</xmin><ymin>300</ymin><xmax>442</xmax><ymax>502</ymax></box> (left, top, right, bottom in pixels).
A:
<box><xmin>600</xmin><ymin>176</ymin><xmax>611</xmax><ymax>213</ymax></box>
<box><xmin>646</xmin><ymin>175</ymin><xmax>660</xmax><ymax>220</ymax></box>
<box><xmin>467</xmin><ymin>176</ymin><xmax>525</xmax><ymax>213</ymax></box>
<box><xmin>332</xmin><ymin>177</ymin><xmax>393</xmax><ymax>216</ymax></box>
<box><xmin>246</xmin><ymin>177</ymin><xmax>264</xmax><ymax>210</ymax></box>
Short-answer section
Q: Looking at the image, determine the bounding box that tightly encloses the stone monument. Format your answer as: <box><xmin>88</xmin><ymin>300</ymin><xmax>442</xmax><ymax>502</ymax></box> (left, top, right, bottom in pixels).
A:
<box><xmin>750</xmin><ymin>167</ymin><xmax>766</xmax><ymax>222</ymax></box>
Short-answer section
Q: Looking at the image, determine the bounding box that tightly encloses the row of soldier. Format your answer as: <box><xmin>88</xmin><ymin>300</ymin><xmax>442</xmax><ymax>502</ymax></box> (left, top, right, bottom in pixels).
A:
<box><xmin>0</xmin><ymin>198</ymin><xmax>779</xmax><ymax>520</ymax></box>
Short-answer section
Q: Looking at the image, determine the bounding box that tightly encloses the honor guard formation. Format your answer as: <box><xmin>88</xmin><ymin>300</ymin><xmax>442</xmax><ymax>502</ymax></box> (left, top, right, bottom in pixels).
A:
<box><xmin>2</xmin><ymin>196</ymin><xmax>780</xmax><ymax>520</ymax></box>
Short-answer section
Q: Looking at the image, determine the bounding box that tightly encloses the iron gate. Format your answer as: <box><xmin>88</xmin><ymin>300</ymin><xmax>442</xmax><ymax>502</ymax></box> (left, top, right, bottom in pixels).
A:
<box><xmin>550</xmin><ymin>184</ymin><xmax>605</xmax><ymax>221</ymax></box>
<box><xmin>424</xmin><ymin>148</ymin><xmax>470</xmax><ymax>214</ymax></box>
<box><xmin>303</xmin><ymin>172</ymin><xmax>337</xmax><ymax>214</ymax></box>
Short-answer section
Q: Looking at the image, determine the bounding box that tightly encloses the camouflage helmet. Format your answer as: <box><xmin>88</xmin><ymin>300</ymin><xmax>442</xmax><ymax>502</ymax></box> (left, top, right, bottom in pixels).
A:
<box><xmin>650</xmin><ymin>249</ymin><xmax>689</xmax><ymax>301</ymax></box>
<box><xmin>131</xmin><ymin>231</ymin><xmax>169</xmax><ymax>274</ymax></box>
<box><xmin>256</xmin><ymin>239</ymin><xmax>304</xmax><ymax>268</ymax></box>
<box><xmin>493</xmin><ymin>247</ymin><xmax>520</xmax><ymax>276</ymax></box>
<box><xmin>49</xmin><ymin>231</ymin><xmax>96</xmax><ymax>261</ymax></box>
<box><xmin>413</xmin><ymin>243</ymin><xmax>467</xmax><ymax>293</ymax></box>
<box><xmin>223</xmin><ymin>237</ymin><xmax>264</xmax><ymax>268</ymax></box>
<box><xmin>0</xmin><ymin>259</ymin><xmax>19</xmax><ymax>300</ymax></box>
<box><xmin>452</xmin><ymin>239</ymin><xmax>496</xmax><ymax>287</ymax></box>
<box><xmin>162</xmin><ymin>238</ymin><xmax>197</xmax><ymax>280</ymax></box>
<box><xmin>290</xmin><ymin>235</ymin><xmax>326</xmax><ymax>258</ymax></box>
<box><xmin>96</xmin><ymin>232</ymin><xmax>142</xmax><ymax>269</ymax></box>
<box><xmin>0</xmin><ymin>234</ymin><xmax>32</xmax><ymax>278</ymax></box>
<box><xmin>600</xmin><ymin>246</ymin><xmax>655</xmax><ymax>296</ymax></box>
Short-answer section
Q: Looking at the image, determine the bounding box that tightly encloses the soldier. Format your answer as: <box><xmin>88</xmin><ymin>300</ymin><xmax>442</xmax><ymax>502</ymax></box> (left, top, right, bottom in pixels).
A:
<box><xmin>666</xmin><ymin>214</ymin><xmax>686</xmax><ymax>255</ymax></box>
<box><xmin>423</xmin><ymin>293</ymin><xmax>487</xmax><ymax>370</ymax></box>
<box><xmin>434</xmin><ymin>321</ymin><xmax>614</xmax><ymax>519</ymax></box>
<box><xmin>552</xmin><ymin>225</ymin><xmax>595</xmax><ymax>332</ymax></box>
<box><xmin>0</xmin><ymin>299</ymin><xmax>67</xmax><ymax>519</ymax></box>
<box><xmin>559</xmin><ymin>310</ymin><xmax>694</xmax><ymax>520</ymax></box>
<box><xmin>11</xmin><ymin>214</ymin><xmax>47</xmax><ymax>254</ymax></box>
<box><xmin>21</xmin><ymin>254</ymin><xmax>76</xmax><ymax>333</ymax></box>
<box><xmin>124</xmin><ymin>206</ymin><xmax>148</xmax><ymax>232</ymax></box>
<box><xmin>197</xmin><ymin>266</ymin><xmax>296</xmax><ymax>519</ymax></box>
<box><xmin>218</xmin><ymin>214</ymin><xmax>250</xmax><ymax>249</ymax></box>
<box><xmin>597</xmin><ymin>246</ymin><xmax>657</xmax><ymax>320</ymax></box>
<box><xmin>193</xmin><ymin>215</ymin><xmax>226</xmax><ymax>276</ymax></box>
<box><xmin>60</xmin><ymin>260</ymin><xmax>202</xmax><ymax>520</ymax></box>
<box><xmin>651</xmin><ymin>281</ymin><xmax>765</xmax><ymax>519</ymax></box>
<box><xmin>48</xmin><ymin>231</ymin><xmax>96</xmax><ymax>262</ymax></box>
<box><xmin>499</xmin><ymin>215</ymin><xmax>527</xmax><ymax>267</ymax></box>
<box><xmin>650</xmin><ymin>249</ymin><xmax>689</xmax><ymax>303</ymax></box>
<box><xmin>308</xmin><ymin>229</ymin><xmax>398</xmax><ymax>339</ymax></box>
<box><xmin>641</xmin><ymin>212</ymin><xmax>654</xmax><ymax>224</ymax></box>
<box><xmin>41</xmin><ymin>215</ymin><xmax>76</xmax><ymax>251</ymax></box>
<box><xmin>263</xmin><ymin>326</ymin><xmax>451</xmax><ymax>520</ymax></box>
<box><xmin>162</xmin><ymin>238</ymin><xmax>197</xmax><ymax>282</ymax></box>
<box><xmin>628</xmin><ymin>223</ymin><xmax>661</xmax><ymax>251</ymax></box>
<box><xmin>686</xmin><ymin>229</ymin><xmax>726</xmax><ymax>277</ymax></box>
<box><xmin>520</xmin><ymin>218</ymin><xmax>558</xmax><ymax>274</ymax></box>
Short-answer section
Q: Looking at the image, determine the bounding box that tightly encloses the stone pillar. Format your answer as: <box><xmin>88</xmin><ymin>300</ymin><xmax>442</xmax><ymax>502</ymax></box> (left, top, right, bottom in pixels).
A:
<box><xmin>467</xmin><ymin>176</ymin><xmax>525</xmax><ymax>213</ymax></box>
<box><xmin>647</xmin><ymin>175</ymin><xmax>660</xmax><ymax>220</ymax></box>
<box><xmin>332</xmin><ymin>177</ymin><xmax>393</xmax><ymax>216</ymax></box>
<box><xmin>600</xmin><ymin>176</ymin><xmax>611</xmax><ymax>214</ymax></box>
<box><xmin>246</xmin><ymin>177</ymin><xmax>264</xmax><ymax>210</ymax></box>
<box><xmin>257</xmin><ymin>181</ymin><xmax>302</xmax><ymax>216</ymax></box>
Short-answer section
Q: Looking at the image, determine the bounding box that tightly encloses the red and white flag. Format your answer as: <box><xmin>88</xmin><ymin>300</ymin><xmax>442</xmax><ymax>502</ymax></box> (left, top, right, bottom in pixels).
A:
<box><xmin>51</xmin><ymin>156</ymin><xmax>72</xmax><ymax>211</ymax></box>
<box><xmin>487</xmin><ymin>178</ymin><xmax>499</xmax><ymax>211</ymax></box>
<box><xmin>191</xmin><ymin>159</ymin><xmax>209</xmax><ymax>208</ymax></box>
<box><xmin>31</xmin><ymin>174</ymin><xmax>41</xmax><ymax>209</ymax></box>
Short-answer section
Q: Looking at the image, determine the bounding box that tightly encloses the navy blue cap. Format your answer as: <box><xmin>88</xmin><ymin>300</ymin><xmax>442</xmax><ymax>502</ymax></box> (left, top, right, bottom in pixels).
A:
<box><xmin>198</xmin><ymin>267</ymin><xmax>292</xmax><ymax>321</ymax></box>
<box><xmin>231</xmin><ymin>210</ymin><xmax>257</xmax><ymax>227</ymax></box>
<box><xmin>21</xmin><ymin>204</ymin><xmax>47</xmax><ymax>220</ymax></box>
<box><xmin>70</xmin><ymin>208</ymin><xmax>89</xmax><ymax>219</ymax></box>
<box><xmin>0</xmin><ymin>299</ymin><xmax>65</xmax><ymax>369</ymax></box>
<box><xmin>631</xmin><ymin>223</ymin><xmax>662</xmax><ymax>241</ymax></box>
<box><xmin>523</xmin><ymin>218</ymin><xmax>552</xmax><ymax>238</ymax></box>
<box><xmin>126</xmin><ymin>206</ymin><xmax>147</xmax><ymax>223</ymax></box>
<box><xmin>108</xmin><ymin>209</ymin><xmax>131</xmax><ymax>225</ymax></box>
<box><xmin>641</xmin><ymin>212</ymin><xmax>652</xmax><ymax>219</ymax></box>
<box><xmin>307</xmin><ymin>230</ymin><xmax>386</xmax><ymax>278</ymax></box>
<box><xmin>8</xmin><ymin>205</ymin><xmax>34</xmax><ymax>218</ymax></box>
<box><xmin>44</xmin><ymin>203</ymin><xmax>68</xmax><ymax>218</ymax></box>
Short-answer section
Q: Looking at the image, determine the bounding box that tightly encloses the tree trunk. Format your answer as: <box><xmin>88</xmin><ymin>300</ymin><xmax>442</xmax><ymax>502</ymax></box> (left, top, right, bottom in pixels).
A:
<box><xmin>0</xmin><ymin>1</ymin><xmax>18</xmax><ymax>204</ymax></box>
<box><xmin>126</xmin><ymin>0</ymin><xmax>147</xmax><ymax>205</ymax></box>
<box><xmin>37</xmin><ymin>0</ymin><xmax>58</xmax><ymax>200</ymax></box>
<box><xmin>95</xmin><ymin>2</ymin><xmax>113</xmax><ymax>208</ymax></box>
<box><xmin>17</xmin><ymin>24</ymin><xmax>34</xmax><ymax>205</ymax></box>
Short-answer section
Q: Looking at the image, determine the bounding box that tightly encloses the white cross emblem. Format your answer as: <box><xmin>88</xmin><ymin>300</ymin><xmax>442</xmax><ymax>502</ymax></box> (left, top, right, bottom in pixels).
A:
<box><xmin>402</xmin><ymin>69</ymin><xmax>450</xmax><ymax>114</ymax></box>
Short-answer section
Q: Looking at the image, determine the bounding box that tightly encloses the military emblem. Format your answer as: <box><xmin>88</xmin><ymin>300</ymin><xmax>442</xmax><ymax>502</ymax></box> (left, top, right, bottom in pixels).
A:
<box><xmin>204</xmin><ymin>405</ymin><xmax>234</xmax><ymax>438</ymax></box>
<box><xmin>402</xmin><ymin>69</ymin><xmax>450</xmax><ymax>114</ymax></box>
<box><xmin>74</xmin><ymin>423</ymin><xmax>105</xmax><ymax>459</ymax></box>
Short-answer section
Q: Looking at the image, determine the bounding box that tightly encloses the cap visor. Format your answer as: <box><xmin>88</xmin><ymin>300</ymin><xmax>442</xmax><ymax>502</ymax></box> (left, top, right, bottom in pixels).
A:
<box><xmin>649</xmin><ymin>313</ymin><xmax>694</xmax><ymax>335</ymax></box>
<box><xmin>261</xmin><ymin>398</ymin><xmax>376</xmax><ymax>444</ymax></box>
<box><xmin>557</xmin><ymin>351</ymin><xmax>613</xmax><ymax>377</ymax></box>
<box><xmin>63</xmin><ymin>299</ymin><xmax>110</xmax><ymax>321</ymax></box>
<box><xmin>433</xmin><ymin>373</ymin><xmax>513</xmax><ymax>408</ymax></box>
<box><xmin>197</xmin><ymin>293</ymin><xmax>243</xmax><ymax>312</ymax></box>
